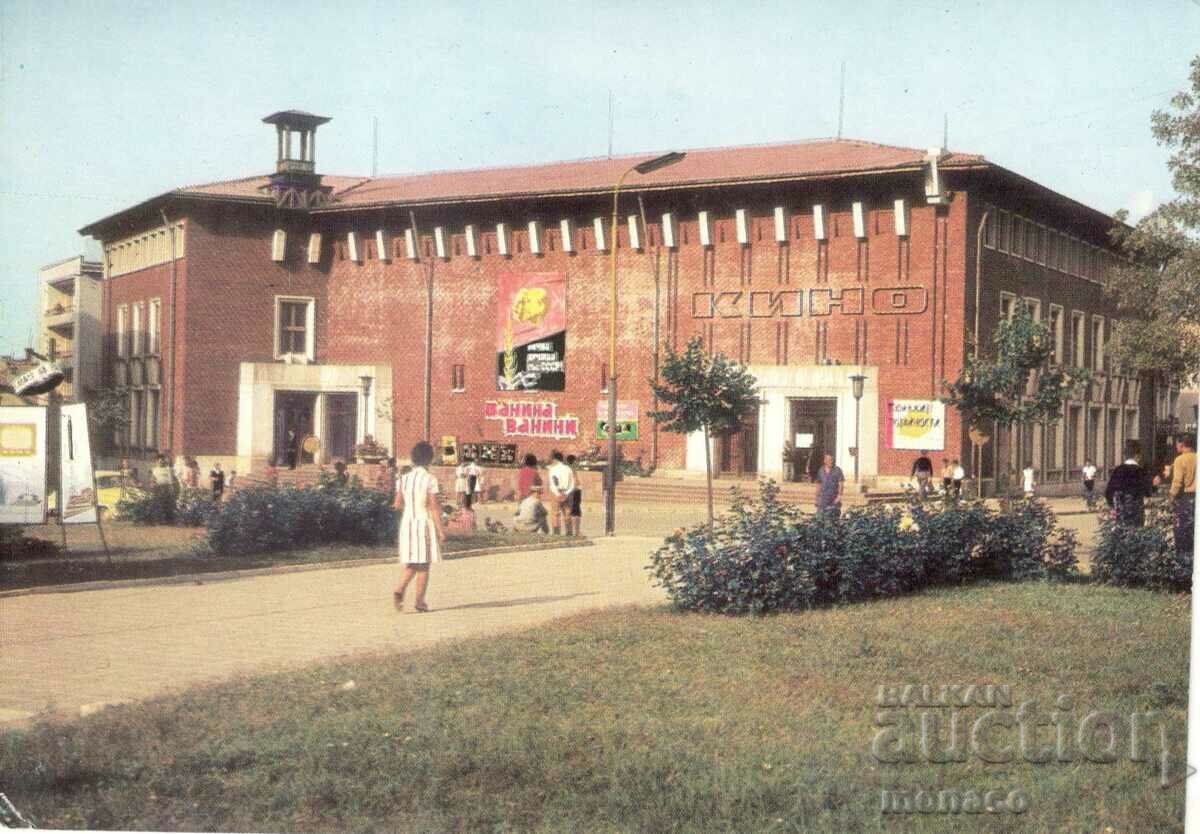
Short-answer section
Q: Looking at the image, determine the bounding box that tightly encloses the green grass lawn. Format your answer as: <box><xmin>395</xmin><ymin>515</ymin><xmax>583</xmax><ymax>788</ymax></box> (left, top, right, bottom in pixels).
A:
<box><xmin>2</xmin><ymin>525</ymin><xmax>580</xmax><ymax>591</ymax></box>
<box><xmin>0</xmin><ymin>581</ymin><xmax>1186</xmax><ymax>833</ymax></box>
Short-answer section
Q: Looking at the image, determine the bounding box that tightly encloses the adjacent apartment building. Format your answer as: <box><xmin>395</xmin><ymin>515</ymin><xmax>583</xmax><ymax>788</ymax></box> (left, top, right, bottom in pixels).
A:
<box><xmin>37</xmin><ymin>255</ymin><xmax>103</xmax><ymax>402</ymax></box>
<box><xmin>78</xmin><ymin>111</ymin><xmax>1159</xmax><ymax>494</ymax></box>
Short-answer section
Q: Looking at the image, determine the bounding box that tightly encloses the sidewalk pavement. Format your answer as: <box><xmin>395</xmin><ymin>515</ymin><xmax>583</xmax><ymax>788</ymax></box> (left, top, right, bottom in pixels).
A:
<box><xmin>0</xmin><ymin>536</ymin><xmax>666</xmax><ymax>725</ymax></box>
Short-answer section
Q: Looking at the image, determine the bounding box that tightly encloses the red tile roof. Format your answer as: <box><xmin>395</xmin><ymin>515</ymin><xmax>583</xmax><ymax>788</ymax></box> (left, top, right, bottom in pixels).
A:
<box><xmin>171</xmin><ymin>139</ymin><xmax>986</xmax><ymax>210</ymax></box>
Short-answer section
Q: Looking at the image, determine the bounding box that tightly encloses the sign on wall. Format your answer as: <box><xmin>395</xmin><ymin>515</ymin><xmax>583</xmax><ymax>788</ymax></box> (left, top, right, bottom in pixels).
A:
<box><xmin>484</xmin><ymin>400</ymin><xmax>579</xmax><ymax>439</ymax></box>
<box><xmin>887</xmin><ymin>400</ymin><xmax>946</xmax><ymax>451</ymax></box>
<box><xmin>595</xmin><ymin>400</ymin><xmax>639</xmax><ymax>441</ymax></box>
<box><xmin>0</xmin><ymin>406</ymin><xmax>48</xmax><ymax>525</ymax></box>
<box><xmin>496</xmin><ymin>272</ymin><xmax>566</xmax><ymax>391</ymax></box>
<box><xmin>60</xmin><ymin>403</ymin><xmax>98</xmax><ymax>524</ymax></box>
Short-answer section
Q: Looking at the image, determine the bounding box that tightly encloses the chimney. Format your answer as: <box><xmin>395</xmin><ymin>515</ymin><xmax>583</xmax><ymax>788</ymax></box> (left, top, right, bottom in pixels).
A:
<box><xmin>261</xmin><ymin>110</ymin><xmax>334</xmax><ymax>209</ymax></box>
<box><xmin>923</xmin><ymin>146</ymin><xmax>949</xmax><ymax>206</ymax></box>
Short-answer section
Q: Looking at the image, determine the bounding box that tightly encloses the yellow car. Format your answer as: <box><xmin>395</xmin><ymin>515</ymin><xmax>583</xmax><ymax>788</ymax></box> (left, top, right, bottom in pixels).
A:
<box><xmin>48</xmin><ymin>471</ymin><xmax>145</xmax><ymax>519</ymax></box>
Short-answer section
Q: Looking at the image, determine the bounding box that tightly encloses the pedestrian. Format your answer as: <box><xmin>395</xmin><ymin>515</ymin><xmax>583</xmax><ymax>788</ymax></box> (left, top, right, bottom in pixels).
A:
<box><xmin>566</xmin><ymin>454</ymin><xmax>583</xmax><ymax>536</ymax></box>
<box><xmin>1168</xmin><ymin>434</ymin><xmax>1196</xmax><ymax>557</ymax></box>
<box><xmin>454</xmin><ymin>457</ymin><xmax>472</xmax><ymax>507</ymax></box>
<box><xmin>151</xmin><ymin>454</ymin><xmax>174</xmax><ymax>489</ymax></box>
<box><xmin>911</xmin><ymin>450</ymin><xmax>933</xmax><ymax>498</ymax></box>
<box><xmin>285</xmin><ymin>428</ymin><xmax>299</xmax><ymax>469</ymax></box>
<box><xmin>546</xmin><ymin>450</ymin><xmax>576</xmax><ymax>535</ymax></box>
<box><xmin>1105</xmin><ymin>440</ymin><xmax>1152</xmax><ymax>526</ymax></box>
<box><xmin>1022</xmin><ymin>464</ymin><xmax>1036</xmax><ymax>499</ymax></box>
<box><xmin>209</xmin><ymin>461</ymin><xmax>226</xmax><ymax>500</ymax></box>
<box><xmin>513</xmin><ymin>479</ymin><xmax>549</xmax><ymax>533</ymax></box>
<box><xmin>466</xmin><ymin>457</ymin><xmax>484</xmax><ymax>506</ymax></box>
<box><xmin>952</xmin><ymin>459</ymin><xmax>966</xmax><ymax>499</ymax></box>
<box><xmin>516</xmin><ymin>453</ymin><xmax>539</xmax><ymax>501</ymax></box>
<box><xmin>1081</xmin><ymin>459</ymin><xmax>1097</xmax><ymax>509</ymax></box>
<box><xmin>333</xmin><ymin>460</ymin><xmax>349</xmax><ymax>487</ymax></box>
<box><xmin>393</xmin><ymin>440</ymin><xmax>446</xmax><ymax>613</ymax></box>
<box><xmin>815</xmin><ymin>452</ymin><xmax>845</xmax><ymax>519</ymax></box>
<box><xmin>941</xmin><ymin>458</ymin><xmax>954</xmax><ymax>495</ymax></box>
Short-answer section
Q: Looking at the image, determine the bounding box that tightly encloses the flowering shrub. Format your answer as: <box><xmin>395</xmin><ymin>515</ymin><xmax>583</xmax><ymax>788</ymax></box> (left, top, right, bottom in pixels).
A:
<box><xmin>1091</xmin><ymin>497</ymin><xmax>1190</xmax><ymax>592</ymax></box>
<box><xmin>116</xmin><ymin>486</ymin><xmax>217</xmax><ymax>527</ymax></box>
<box><xmin>205</xmin><ymin>479</ymin><xmax>394</xmax><ymax>556</ymax></box>
<box><xmin>648</xmin><ymin>481</ymin><xmax>1079</xmax><ymax>614</ymax></box>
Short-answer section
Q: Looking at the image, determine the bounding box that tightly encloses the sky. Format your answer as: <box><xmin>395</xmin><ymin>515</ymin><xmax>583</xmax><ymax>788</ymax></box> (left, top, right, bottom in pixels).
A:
<box><xmin>1</xmin><ymin>0</ymin><xmax>1198</xmax><ymax>355</ymax></box>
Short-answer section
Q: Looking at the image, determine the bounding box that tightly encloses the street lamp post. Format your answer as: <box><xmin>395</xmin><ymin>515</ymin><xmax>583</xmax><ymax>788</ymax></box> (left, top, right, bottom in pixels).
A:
<box><xmin>359</xmin><ymin>375</ymin><xmax>373</xmax><ymax>446</ymax></box>
<box><xmin>605</xmin><ymin>151</ymin><xmax>686</xmax><ymax>536</ymax></box>
<box><xmin>849</xmin><ymin>373</ymin><xmax>866</xmax><ymax>483</ymax></box>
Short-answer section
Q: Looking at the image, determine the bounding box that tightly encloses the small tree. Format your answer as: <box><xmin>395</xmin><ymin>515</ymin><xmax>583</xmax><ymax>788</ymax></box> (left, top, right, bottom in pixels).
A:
<box><xmin>649</xmin><ymin>336</ymin><xmax>759</xmax><ymax>530</ymax></box>
<box><xmin>85</xmin><ymin>387</ymin><xmax>129</xmax><ymax>449</ymax></box>
<box><xmin>943</xmin><ymin>308</ymin><xmax>1091</xmax><ymax>495</ymax></box>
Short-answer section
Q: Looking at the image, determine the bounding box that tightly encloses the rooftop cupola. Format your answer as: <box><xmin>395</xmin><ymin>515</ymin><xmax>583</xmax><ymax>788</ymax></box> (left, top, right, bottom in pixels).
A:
<box><xmin>261</xmin><ymin>110</ymin><xmax>334</xmax><ymax>208</ymax></box>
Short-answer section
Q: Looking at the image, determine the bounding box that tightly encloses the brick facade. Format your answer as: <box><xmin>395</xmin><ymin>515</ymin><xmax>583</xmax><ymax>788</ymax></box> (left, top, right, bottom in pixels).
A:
<box><xmin>83</xmin><ymin>135</ymin><xmax>1155</xmax><ymax>494</ymax></box>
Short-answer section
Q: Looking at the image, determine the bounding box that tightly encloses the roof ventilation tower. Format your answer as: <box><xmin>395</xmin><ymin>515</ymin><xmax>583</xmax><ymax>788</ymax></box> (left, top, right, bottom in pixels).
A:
<box><xmin>261</xmin><ymin>110</ymin><xmax>333</xmax><ymax>209</ymax></box>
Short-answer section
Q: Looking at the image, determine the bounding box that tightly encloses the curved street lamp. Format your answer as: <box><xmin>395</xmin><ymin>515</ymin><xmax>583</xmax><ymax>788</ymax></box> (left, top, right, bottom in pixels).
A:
<box><xmin>605</xmin><ymin>151</ymin><xmax>686</xmax><ymax>535</ymax></box>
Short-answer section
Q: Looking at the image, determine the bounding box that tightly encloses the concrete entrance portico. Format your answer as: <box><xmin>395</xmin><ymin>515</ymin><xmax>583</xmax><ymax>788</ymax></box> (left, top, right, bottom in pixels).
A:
<box><xmin>236</xmin><ymin>362</ymin><xmax>393</xmax><ymax>472</ymax></box>
<box><xmin>686</xmin><ymin>365</ymin><xmax>879</xmax><ymax>483</ymax></box>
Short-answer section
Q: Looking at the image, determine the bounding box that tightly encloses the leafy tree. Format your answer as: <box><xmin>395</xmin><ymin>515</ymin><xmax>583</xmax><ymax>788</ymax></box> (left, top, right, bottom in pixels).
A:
<box><xmin>649</xmin><ymin>336</ymin><xmax>759</xmax><ymax>530</ymax></box>
<box><xmin>85</xmin><ymin>387</ymin><xmax>129</xmax><ymax>447</ymax></box>
<box><xmin>943</xmin><ymin>308</ymin><xmax>1090</xmax><ymax>492</ymax></box>
<box><xmin>1106</xmin><ymin>55</ymin><xmax>1200</xmax><ymax>384</ymax></box>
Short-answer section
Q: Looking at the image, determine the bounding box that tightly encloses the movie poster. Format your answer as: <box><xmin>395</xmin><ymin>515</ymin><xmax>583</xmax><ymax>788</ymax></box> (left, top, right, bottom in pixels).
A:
<box><xmin>60</xmin><ymin>403</ymin><xmax>99</xmax><ymax>524</ymax></box>
<box><xmin>0</xmin><ymin>405</ymin><xmax>48</xmax><ymax>525</ymax></box>
<box><xmin>496</xmin><ymin>271</ymin><xmax>566</xmax><ymax>391</ymax></box>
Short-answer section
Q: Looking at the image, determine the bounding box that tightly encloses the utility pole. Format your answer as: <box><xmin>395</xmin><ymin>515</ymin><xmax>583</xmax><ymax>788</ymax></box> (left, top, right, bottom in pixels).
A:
<box><xmin>837</xmin><ymin>61</ymin><xmax>845</xmax><ymax>139</ymax></box>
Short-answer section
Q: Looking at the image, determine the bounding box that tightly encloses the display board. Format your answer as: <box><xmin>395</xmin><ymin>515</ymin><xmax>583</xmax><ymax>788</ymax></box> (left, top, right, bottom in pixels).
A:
<box><xmin>0</xmin><ymin>406</ymin><xmax>48</xmax><ymax>525</ymax></box>
<box><xmin>59</xmin><ymin>403</ymin><xmax>99</xmax><ymax>524</ymax></box>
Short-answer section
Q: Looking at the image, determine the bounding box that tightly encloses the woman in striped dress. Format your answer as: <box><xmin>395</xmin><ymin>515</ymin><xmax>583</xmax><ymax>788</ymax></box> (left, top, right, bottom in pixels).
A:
<box><xmin>393</xmin><ymin>441</ymin><xmax>446</xmax><ymax>612</ymax></box>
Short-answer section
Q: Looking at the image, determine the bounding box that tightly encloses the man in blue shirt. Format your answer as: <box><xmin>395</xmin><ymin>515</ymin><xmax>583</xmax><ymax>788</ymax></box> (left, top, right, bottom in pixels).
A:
<box><xmin>816</xmin><ymin>453</ymin><xmax>845</xmax><ymax>519</ymax></box>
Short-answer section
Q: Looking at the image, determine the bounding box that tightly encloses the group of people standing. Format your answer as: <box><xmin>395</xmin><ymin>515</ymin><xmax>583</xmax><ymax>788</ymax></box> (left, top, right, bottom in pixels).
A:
<box><xmin>1105</xmin><ymin>435</ymin><xmax>1196</xmax><ymax>554</ymax></box>
<box><xmin>137</xmin><ymin>455</ymin><xmax>229</xmax><ymax>501</ymax></box>
<box><xmin>513</xmin><ymin>451</ymin><xmax>582</xmax><ymax>535</ymax></box>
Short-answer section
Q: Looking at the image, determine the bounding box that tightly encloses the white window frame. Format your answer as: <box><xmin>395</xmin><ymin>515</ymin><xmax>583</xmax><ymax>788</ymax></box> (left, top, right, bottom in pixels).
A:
<box><xmin>1024</xmin><ymin>297</ymin><xmax>1042</xmax><ymax>322</ymax></box>
<box><xmin>997</xmin><ymin>211</ymin><xmax>1010</xmax><ymax>253</ymax></box>
<box><xmin>1071</xmin><ymin>311</ymin><xmax>1086</xmax><ymax>368</ymax></box>
<box><xmin>999</xmin><ymin>291</ymin><xmax>1017</xmax><ymax>323</ymax></box>
<box><xmin>982</xmin><ymin>206</ymin><xmax>996</xmax><ymax>249</ymax></box>
<box><xmin>131</xmin><ymin>302</ymin><xmax>144</xmax><ymax>357</ymax></box>
<box><xmin>451</xmin><ymin>364</ymin><xmax>466</xmax><ymax>393</ymax></box>
<box><xmin>1092</xmin><ymin>315</ymin><xmax>1106</xmax><ymax>373</ymax></box>
<box><xmin>148</xmin><ymin>298</ymin><xmax>161</xmax><ymax>355</ymax></box>
<box><xmin>116</xmin><ymin>304</ymin><xmax>129</xmax><ymax>359</ymax></box>
<box><xmin>274</xmin><ymin>295</ymin><xmax>316</xmax><ymax>361</ymax></box>
<box><xmin>1048</xmin><ymin>304</ymin><xmax>1064</xmax><ymax>365</ymax></box>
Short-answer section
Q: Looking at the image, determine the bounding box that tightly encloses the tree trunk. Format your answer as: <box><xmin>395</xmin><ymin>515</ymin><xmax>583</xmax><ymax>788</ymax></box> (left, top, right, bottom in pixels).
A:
<box><xmin>703</xmin><ymin>424</ymin><xmax>714</xmax><ymax>534</ymax></box>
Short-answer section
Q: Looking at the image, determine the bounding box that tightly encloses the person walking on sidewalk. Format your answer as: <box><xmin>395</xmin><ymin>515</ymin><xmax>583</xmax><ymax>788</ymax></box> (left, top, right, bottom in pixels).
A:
<box><xmin>1081</xmin><ymin>460</ymin><xmax>1098</xmax><ymax>509</ymax></box>
<box><xmin>911</xmin><ymin>451</ymin><xmax>933</xmax><ymax>498</ymax></box>
<box><xmin>1169</xmin><ymin>434</ymin><xmax>1196</xmax><ymax>557</ymax></box>
<box><xmin>393</xmin><ymin>441</ymin><xmax>446</xmax><ymax>613</ymax></box>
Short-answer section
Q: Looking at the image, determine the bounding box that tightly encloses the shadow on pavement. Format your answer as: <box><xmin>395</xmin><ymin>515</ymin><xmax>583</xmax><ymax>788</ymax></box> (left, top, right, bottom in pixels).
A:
<box><xmin>433</xmin><ymin>592</ymin><xmax>601</xmax><ymax>612</ymax></box>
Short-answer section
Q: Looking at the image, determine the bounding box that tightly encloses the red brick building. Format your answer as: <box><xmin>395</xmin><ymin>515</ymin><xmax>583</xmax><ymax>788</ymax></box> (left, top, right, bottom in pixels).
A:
<box><xmin>80</xmin><ymin>110</ymin><xmax>1154</xmax><ymax>494</ymax></box>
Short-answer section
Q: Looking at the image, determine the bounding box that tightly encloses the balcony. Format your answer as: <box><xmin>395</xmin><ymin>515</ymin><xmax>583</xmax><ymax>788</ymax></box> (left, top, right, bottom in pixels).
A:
<box><xmin>44</xmin><ymin>304</ymin><xmax>74</xmax><ymax>332</ymax></box>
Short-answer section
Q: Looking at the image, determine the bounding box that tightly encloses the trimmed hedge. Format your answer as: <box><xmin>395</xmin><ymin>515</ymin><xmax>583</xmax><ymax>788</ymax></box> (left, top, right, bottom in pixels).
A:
<box><xmin>648</xmin><ymin>482</ymin><xmax>1079</xmax><ymax>615</ymax></box>
<box><xmin>1091</xmin><ymin>497</ymin><xmax>1192</xmax><ymax>592</ymax></box>
<box><xmin>204</xmin><ymin>478</ymin><xmax>394</xmax><ymax>556</ymax></box>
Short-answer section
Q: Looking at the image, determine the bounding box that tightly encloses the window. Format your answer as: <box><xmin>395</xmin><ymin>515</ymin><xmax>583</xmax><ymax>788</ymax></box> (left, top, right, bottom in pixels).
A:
<box><xmin>1092</xmin><ymin>316</ymin><xmax>1106</xmax><ymax>372</ymax></box>
<box><xmin>116</xmin><ymin>305</ymin><xmax>129</xmax><ymax>358</ymax></box>
<box><xmin>451</xmin><ymin>364</ymin><xmax>465</xmax><ymax>392</ymax></box>
<box><xmin>1071</xmin><ymin>312</ymin><xmax>1086</xmax><ymax>367</ymax></box>
<box><xmin>1037</xmin><ymin>226</ymin><xmax>1047</xmax><ymax>265</ymax></box>
<box><xmin>148</xmin><ymin>299</ymin><xmax>161</xmax><ymax>355</ymax></box>
<box><xmin>131</xmin><ymin>303</ymin><xmax>144</xmax><ymax>356</ymax></box>
<box><xmin>983</xmin><ymin>208</ymin><xmax>997</xmax><ymax>249</ymax></box>
<box><xmin>146</xmin><ymin>388</ymin><xmax>160</xmax><ymax>451</ymax></box>
<box><xmin>1024</xmin><ymin>297</ymin><xmax>1042</xmax><ymax>322</ymax></box>
<box><xmin>1047</xmin><ymin>421</ymin><xmax>1061</xmax><ymax>470</ymax></box>
<box><xmin>999</xmin><ymin>292</ymin><xmax>1017</xmax><ymax>323</ymax></box>
<box><xmin>1012</xmin><ymin>216</ymin><xmax>1024</xmax><ymax>258</ymax></box>
<box><xmin>275</xmin><ymin>296</ymin><xmax>315</xmax><ymax>360</ymax></box>
<box><xmin>998</xmin><ymin>212</ymin><xmax>1010</xmax><ymax>253</ymax></box>
<box><xmin>1047</xmin><ymin>232</ymin><xmax>1058</xmax><ymax>270</ymax></box>
<box><xmin>130</xmin><ymin>389</ymin><xmax>144</xmax><ymax>449</ymax></box>
<box><xmin>1049</xmin><ymin>305</ymin><xmax>1064</xmax><ymax>364</ymax></box>
<box><xmin>1025</xmin><ymin>221</ymin><xmax>1038</xmax><ymax>262</ymax></box>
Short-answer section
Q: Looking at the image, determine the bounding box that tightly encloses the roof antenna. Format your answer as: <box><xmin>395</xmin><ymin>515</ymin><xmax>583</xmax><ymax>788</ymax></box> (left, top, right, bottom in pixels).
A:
<box><xmin>943</xmin><ymin>113</ymin><xmax>948</xmax><ymax>150</ymax></box>
<box><xmin>836</xmin><ymin>61</ymin><xmax>845</xmax><ymax>140</ymax></box>
<box><xmin>607</xmin><ymin>90</ymin><xmax>614</xmax><ymax>159</ymax></box>
<box><xmin>371</xmin><ymin>117</ymin><xmax>379</xmax><ymax>177</ymax></box>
